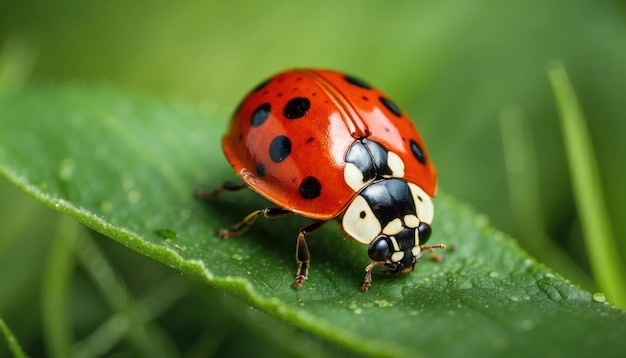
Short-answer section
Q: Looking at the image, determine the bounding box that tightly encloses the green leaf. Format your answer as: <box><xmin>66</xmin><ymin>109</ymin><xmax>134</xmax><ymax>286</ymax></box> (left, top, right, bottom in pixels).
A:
<box><xmin>1</xmin><ymin>84</ymin><xmax>625</xmax><ymax>357</ymax></box>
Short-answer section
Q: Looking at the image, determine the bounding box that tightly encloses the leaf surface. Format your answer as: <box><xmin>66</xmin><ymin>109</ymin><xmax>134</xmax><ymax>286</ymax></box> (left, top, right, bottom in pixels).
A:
<box><xmin>1</xmin><ymin>84</ymin><xmax>625</xmax><ymax>357</ymax></box>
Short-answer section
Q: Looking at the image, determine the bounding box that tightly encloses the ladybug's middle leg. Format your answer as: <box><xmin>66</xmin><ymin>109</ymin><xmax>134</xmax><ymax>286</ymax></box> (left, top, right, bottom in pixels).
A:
<box><xmin>196</xmin><ymin>182</ymin><xmax>291</xmax><ymax>238</ymax></box>
<box><xmin>217</xmin><ymin>207</ymin><xmax>291</xmax><ymax>238</ymax></box>
<box><xmin>294</xmin><ymin>219</ymin><xmax>327</xmax><ymax>289</ymax></box>
<box><xmin>195</xmin><ymin>181</ymin><xmax>248</xmax><ymax>200</ymax></box>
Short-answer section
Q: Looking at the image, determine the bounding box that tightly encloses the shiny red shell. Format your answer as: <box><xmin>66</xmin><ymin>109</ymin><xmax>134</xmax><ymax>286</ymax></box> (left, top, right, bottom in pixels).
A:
<box><xmin>223</xmin><ymin>69</ymin><xmax>436</xmax><ymax>219</ymax></box>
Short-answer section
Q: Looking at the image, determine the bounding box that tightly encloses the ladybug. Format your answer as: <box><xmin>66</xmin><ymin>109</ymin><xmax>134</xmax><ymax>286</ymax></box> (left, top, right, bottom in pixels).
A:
<box><xmin>197</xmin><ymin>69</ymin><xmax>445</xmax><ymax>292</ymax></box>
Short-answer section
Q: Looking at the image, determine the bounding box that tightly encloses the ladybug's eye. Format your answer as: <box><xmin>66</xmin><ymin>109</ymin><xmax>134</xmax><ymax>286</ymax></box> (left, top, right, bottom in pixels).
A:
<box><xmin>417</xmin><ymin>222</ymin><xmax>432</xmax><ymax>244</ymax></box>
<box><xmin>368</xmin><ymin>236</ymin><xmax>390</xmax><ymax>261</ymax></box>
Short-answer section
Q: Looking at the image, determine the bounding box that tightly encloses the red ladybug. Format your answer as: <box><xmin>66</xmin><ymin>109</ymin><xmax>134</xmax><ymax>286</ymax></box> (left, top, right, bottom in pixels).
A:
<box><xmin>197</xmin><ymin>69</ymin><xmax>445</xmax><ymax>291</ymax></box>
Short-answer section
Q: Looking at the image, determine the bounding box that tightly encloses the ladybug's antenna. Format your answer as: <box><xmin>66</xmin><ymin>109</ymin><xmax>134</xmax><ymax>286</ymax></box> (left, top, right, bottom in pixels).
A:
<box><xmin>420</xmin><ymin>243</ymin><xmax>447</xmax><ymax>263</ymax></box>
<box><xmin>420</xmin><ymin>243</ymin><xmax>446</xmax><ymax>251</ymax></box>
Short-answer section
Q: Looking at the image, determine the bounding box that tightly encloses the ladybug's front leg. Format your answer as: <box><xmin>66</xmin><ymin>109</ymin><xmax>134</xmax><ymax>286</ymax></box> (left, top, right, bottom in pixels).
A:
<box><xmin>294</xmin><ymin>220</ymin><xmax>326</xmax><ymax>288</ymax></box>
<box><xmin>361</xmin><ymin>261</ymin><xmax>385</xmax><ymax>292</ymax></box>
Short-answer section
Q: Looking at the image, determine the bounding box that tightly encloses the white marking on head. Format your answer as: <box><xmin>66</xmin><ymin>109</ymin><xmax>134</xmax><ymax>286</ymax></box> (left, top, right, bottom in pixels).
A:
<box><xmin>386</xmin><ymin>151</ymin><xmax>405</xmax><ymax>178</ymax></box>
<box><xmin>343</xmin><ymin>162</ymin><xmax>366</xmax><ymax>192</ymax></box>
<box><xmin>342</xmin><ymin>195</ymin><xmax>381</xmax><ymax>244</ymax></box>
<box><xmin>411</xmin><ymin>245</ymin><xmax>421</xmax><ymax>257</ymax></box>
<box><xmin>391</xmin><ymin>251</ymin><xmax>405</xmax><ymax>263</ymax></box>
<box><xmin>404</xmin><ymin>214</ymin><xmax>420</xmax><ymax>228</ymax></box>
<box><xmin>382</xmin><ymin>218</ymin><xmax>403</xmax><ymax>235</ymax></box>
<box><xmin>408</xmin><ymin>183</ymin><xmax>434</xmax><ymax>224</ymax></box>
<box><xmin>389</xmin><ymin>237</ymin><xmax>401</xmax><ymax>251</ymax></box>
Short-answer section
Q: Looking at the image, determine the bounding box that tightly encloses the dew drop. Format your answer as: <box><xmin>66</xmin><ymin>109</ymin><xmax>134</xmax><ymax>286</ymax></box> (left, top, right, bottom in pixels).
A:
<box><xmin>374</xmin><ymin>300</ymin><xmax>392</xmax><ymax>308</ymax></box>
<box><xmin>523</xmin><ymin>259</ymin><xmax>533</xmax><ymax>266</ymax></box>
<box><xmin>592</xmin><ymin>292</ymin><xmax>606</xmax><ymax>303</ymax></box>
<box><xmin>231</xmin><ymin>253</ymin><xmax>243</xmax><ymax>261</ymax></box>
<box><xmin>154</xmin><ymin>228</ymin><xmax>178</xmax><ymax>240</ymax></box>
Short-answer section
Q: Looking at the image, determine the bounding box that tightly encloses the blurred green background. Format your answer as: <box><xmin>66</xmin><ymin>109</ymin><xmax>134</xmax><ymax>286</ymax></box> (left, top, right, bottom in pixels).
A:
<box><xmin>1</xmin><ymin>0</ymin><xmax>625</xmax><ymax>356</ymax></box>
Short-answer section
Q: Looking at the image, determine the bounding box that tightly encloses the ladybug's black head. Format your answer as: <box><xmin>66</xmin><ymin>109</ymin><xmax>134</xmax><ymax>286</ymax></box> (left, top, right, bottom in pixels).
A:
<box><xmin>341</xmin><ymin>177</ymin><xmax>434</xmax><ymax>276</ymax></box>
<box><xmin>367</xmin><ymin>223</ymin><xmax>431</xmax><ymax>274</ymax></box>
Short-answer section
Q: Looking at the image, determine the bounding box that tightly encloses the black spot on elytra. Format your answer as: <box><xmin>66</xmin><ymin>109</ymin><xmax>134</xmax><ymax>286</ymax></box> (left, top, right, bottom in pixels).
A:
<box><xmin>251</xmin><ymin>103</ymin><xmax>271</xmax><ymax>127</ymax></box>
<box><xmin>306</xmin><ymin>137</ymin><xmax>314</xmax><ymax>144</ymax></box>
<box><xmin>238</xmin><ymin>133</ymin><xmax>243</xmax><ymax>141</ymax></box>
<box><xmin>284</xmin><ymin>97</ymin><xmax>310</xmax><ymax>119</ymax></box>
<box><xmin>362</xmin><ymin>96</ymin><xmax>369</xmax><ymax>101</ymax></box>
<box><xmin>410</xmin><ymin>139</ymin><xmax>426</xmax><ymax>164</ymax></box>
<box><xmin>251</xmin><ymin>78</ymin><xmax>271</xmax><ymax>93</ymax></box>
<box><xmin>269</xmin><ymin>135</ymin><xmax>291</xmax><ymax>163</ymax></box>
<box><xmin>344</xmin><ymin>75</ymin><xmax>371</xmax><ymax>90</ymax></box>
<box><xmin>256</xmin><ymin>163</ymin><xmax>265</xmax><ymax>177</ymax></box>
<box><xmin>299</xmin><ymin>176</ymin><xmax>322</xmax><ymax>199</ymax></box>
<box><xmin>379</xmin><ymin>97</ymin><xmax>402</xmax><ymax>118</ymax></box>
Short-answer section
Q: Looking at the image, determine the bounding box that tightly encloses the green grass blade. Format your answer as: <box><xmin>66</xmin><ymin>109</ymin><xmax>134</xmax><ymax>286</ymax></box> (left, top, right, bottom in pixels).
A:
<box><xmin>547</xmin><ymin>61</ymin><xmax>626</xmax><ymax>309</ymax></box>
<box><xmin>499</xmin><ymin>105</ymin><xmax>595</xmax><ymax>290</ymax></box>
<box><xmin>0</xmin><ymin>37</ymin><xmax>36</xmax><ymax>93</ymax></box>
<box><xmin>41</xmin><ymin>216</ymin><xmax>78</xmax><ymax>358</ymax></box>
<box><xmin>0</xmin><ymin>318</ymin><xmax>28</xmax><ymax>358</ymax></box>
<box><xmin>72</xmin><ymin>234</ymin><xmax>180</xmax><ymax>357</ymax></box>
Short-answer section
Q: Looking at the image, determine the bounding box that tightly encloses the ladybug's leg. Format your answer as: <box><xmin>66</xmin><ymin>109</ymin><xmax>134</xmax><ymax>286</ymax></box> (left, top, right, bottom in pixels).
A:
<box><xmin>294</xmin><ymin>220</ymin><xmax>327</xmax><ymax>289</ymax></box>
<box><xmin>361</xmin><ymin>261</ymin><xmax>386</xmax><ymax>292</ymax></box>
<box><xmin>217</xmin><ymin>207</ymin><xmax>291</xmax><ymax>239</ymax></box>
<box><xmin>195</xmin><ymin>181</ymin><xmax>248</xmax><ymax>201</ymax></box>
<box><xmin>196</xmin><ymin>183</ymin><xmax>288</xmax><ymax>238</ymax></box>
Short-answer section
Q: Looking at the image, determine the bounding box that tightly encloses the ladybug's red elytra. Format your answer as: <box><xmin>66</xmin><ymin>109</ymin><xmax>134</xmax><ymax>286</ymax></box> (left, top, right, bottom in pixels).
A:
<box><xmin>197</xmin><ymin>69</ymin><xmax>445</xmax><ymax>291</ymax></box>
